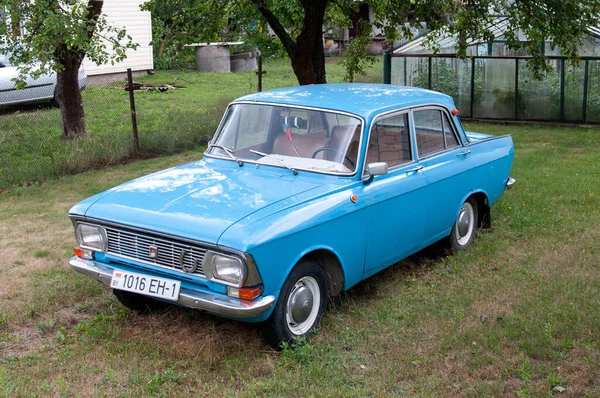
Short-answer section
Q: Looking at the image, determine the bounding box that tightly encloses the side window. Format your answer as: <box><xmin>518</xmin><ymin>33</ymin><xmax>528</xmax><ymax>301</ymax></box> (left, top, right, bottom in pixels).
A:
<box><xmin>365</xmin><ymin>113</ymin><xmax>412</xmax><ymax>170</ymax></box>
<box><xmin>443</xmin><ymin>113</ymin><xmax>460</xmax><ymax>148</ymax></box>
<box><xmin>414</xmin><ymin>109</ymin><xmax>444</xmax><ymax>157</ymax></box>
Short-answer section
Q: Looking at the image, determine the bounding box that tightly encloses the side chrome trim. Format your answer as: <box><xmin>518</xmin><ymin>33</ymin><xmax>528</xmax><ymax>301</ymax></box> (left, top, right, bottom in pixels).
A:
<box><xmin>69</xmin><ymin>257</ymin><xmax>275</xmax><ymax>319</ymax></box>
<box><xmin>506</xmin><ymin>177</ymin><xmax>516</xmax><ymax>190</ymax></box>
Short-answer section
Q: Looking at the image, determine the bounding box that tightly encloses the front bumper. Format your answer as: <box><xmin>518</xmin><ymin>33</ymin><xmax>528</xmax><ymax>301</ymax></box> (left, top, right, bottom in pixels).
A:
<box><xmin>69</xmin><ymin>256</ymin><xmax>275</xmax><ymax>319</ymax></box>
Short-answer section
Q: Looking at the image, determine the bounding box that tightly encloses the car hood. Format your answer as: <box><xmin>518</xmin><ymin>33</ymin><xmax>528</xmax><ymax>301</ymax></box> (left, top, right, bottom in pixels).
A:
<box><xmin>77</xmin><ymin>159</ymin><xmax>322</xmax><ymax>244</ymax></box>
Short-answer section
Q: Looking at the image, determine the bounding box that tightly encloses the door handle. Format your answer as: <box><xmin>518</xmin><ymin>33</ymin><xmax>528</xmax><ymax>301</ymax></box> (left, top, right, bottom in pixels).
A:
<box><xmin>406</xmin><ymin>165</ymin><xmax>424</xmax><ymax>174</ymax></box>
<box><xmin>456</xmin><ymin>150</ymin><xmax>472</xmax><ymax>157</ymax></box>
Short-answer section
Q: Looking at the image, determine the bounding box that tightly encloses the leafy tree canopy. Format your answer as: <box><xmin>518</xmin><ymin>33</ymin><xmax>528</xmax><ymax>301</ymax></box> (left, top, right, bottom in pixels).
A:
<box><xmin>143</xmin><ymin>0</ymin><xmax>600</xmax><ymax>84</ymax></box>
<box><xmin>0</xmin><ymin>0</ymin><xmax>137</xmax><ymax>88</ymax></box>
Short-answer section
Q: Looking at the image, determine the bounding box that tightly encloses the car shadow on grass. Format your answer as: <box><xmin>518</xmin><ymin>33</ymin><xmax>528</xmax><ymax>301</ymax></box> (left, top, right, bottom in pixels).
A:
<box><xmin>331</xmin><ymin>240</ymin><xmax>450</xmax><ymax>308</ymax></box>
<box><xmin>0</xmin><ymin>101</ymin><xmax>56</xmax><ymax>115</ymax></box>
<box><xmin>114</xmin><ymin>242</ymin><xmax>451</xmax><ymax>354</ymax></box>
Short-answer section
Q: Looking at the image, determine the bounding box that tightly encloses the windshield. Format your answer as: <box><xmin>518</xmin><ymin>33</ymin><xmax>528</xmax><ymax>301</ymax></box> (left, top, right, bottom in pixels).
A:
<box><xmin>207</xmin><ymin>103</ymin><xmax>362</xmax><ymax>174</ymax></box>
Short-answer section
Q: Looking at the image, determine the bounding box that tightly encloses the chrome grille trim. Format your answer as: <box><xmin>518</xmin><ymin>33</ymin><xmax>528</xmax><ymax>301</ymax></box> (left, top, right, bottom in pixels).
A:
<box><xmin>104</xmin><ymin>225</ymin><xmax>207</xmax><ymax>277</ymax></box>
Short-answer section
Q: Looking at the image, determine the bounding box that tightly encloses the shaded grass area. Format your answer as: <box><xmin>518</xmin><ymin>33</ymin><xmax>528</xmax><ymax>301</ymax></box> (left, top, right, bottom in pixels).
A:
<box><xmin>0</xmin><ymin>57</ymin><xmax>382</xmax><ymax>189</ymax></box>
<box><xmin>0</xmin><ymin>123</ymin><xmax>599</xmax><ymax>396</ymax></box>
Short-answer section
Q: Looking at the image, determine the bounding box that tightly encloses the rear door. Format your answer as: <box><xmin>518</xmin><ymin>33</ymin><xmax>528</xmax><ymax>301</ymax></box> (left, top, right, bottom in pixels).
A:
<box><xmin>412</xmin><ymin>107</ymin><xmax>474</xmax><ymax>243</ymax></box>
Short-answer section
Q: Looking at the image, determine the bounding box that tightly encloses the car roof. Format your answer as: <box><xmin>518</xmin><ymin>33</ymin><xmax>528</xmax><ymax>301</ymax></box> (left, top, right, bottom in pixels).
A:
<box><xmin>232</xmin><ymin>83</ymin><xmax>456</xmax><ymax>122</ymax></box>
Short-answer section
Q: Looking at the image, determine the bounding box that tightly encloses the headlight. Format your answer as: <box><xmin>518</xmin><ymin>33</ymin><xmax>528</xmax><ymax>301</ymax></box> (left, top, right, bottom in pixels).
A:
<box><xmin>75</xmin><ymin>223</ymin><xmax>107</xmax><ymax>252</ymax></box>
<box><xmin>203</xmin><ymin>251</ymin><xmax>247</xmax><ymax>287</ymax></box>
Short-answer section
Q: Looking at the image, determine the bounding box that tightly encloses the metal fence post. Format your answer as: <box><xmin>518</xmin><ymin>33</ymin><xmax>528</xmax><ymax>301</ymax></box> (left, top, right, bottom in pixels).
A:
<box><xmin>514</xmin><ymin>59</ymin><xmax>519</xmax><ymax>121</ymax></box>
<box><xmin>470</xmin><ymin>57</ymin><xmax>475</xmax><ymax>118</ymax></box>
<box><xmin>560</xmin><ymin>58</ymin><xmax>566</xmax><ymax>122</ymax></box>
<box><xmin>383</xmin><ymin>50</ymin><xmax>391</xmax><ymax>84</ymax></box>
<box><xmin>428</xmin><ymin>57</ymin><xmax>433</xmax><ymax>89</ymax></box>
<box><xmin>583</xmin><ymin>59</ymin><xmax>589</xmax><ymax>124</ymax></box>
<box><xmin>127</xmin><ymin>68</ymin><xmax>140</xmax><ymax>154</ymax></box>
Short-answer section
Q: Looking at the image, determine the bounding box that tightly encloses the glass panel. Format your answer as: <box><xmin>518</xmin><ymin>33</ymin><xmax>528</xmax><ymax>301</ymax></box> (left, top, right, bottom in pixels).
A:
<box><xmin>518</xmin><ymin>59</ymin><xmax>560</xmax><ymax>121</ymax></box>
<box><xmin>443</xmin><ymin>113</ymin><xmax>459</xmax><ymax>148</ymax></box>
<box><xmin>406</xmin><ymin>57</ymin><xmax>430</xmax><ymax>89</ymax></box>
<box><xmin>564</xmin><ymin>61</ymin><xmax>585</xmax><ymax>123</ymax></box>
<box><xmin>373</xmin><ymin>113</ymin><xmax>411</xmax><ymax>168</ymax></box>
<box><xmin>586</xmin><ymin>61</ymin><xmax>600</xmax><ymax>124</ymax></box>
<box><xmin>414</xmin><ymin>109</ymin><xmax>444</xmax><ymax>157</ymax></box>
<box><xmin>473</xmin><ymin>59</ymin><xmax>515</xmax><ymax>119</ymax></box>
<box><xmin>430</xmin><ymin>58</ymin><xmax>471</xmax><ymax>116</ymax></box>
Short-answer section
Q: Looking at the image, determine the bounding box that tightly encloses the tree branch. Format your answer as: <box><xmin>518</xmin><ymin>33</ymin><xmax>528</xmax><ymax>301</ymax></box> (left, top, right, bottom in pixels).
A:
<box><xmin>249</xmin><ymin>0</ymin><xmax>296</xmax><ymax>55</ymax></box>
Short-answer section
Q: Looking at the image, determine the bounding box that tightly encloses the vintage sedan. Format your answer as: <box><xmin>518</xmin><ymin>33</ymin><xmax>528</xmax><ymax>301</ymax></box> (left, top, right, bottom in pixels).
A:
<box><xmin>68</xmin><ymin>84</ymin><xmax>515</xmax><ymax>348</ymax></box>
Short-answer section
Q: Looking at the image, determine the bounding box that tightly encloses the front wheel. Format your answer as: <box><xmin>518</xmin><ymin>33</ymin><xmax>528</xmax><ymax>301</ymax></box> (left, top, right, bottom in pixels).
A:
<box><xmin>449</xmin><ymin>197</ymin><xmax>478</xmax><ymax>251</ymax></box>
<box><xmin>259</xmin><ymin>260</ymin><xmax>328</xmax><ymax>349</ymax></box>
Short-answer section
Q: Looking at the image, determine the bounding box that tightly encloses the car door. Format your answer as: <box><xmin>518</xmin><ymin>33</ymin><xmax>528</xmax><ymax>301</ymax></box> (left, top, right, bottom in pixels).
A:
<box><xmin>0</xmin><ymin>55</ymin><xmax>56</xmax><ymax>105</ymax></box>
<box><xmin>360</xmin><ymin>111</ymin><xmax>430</xmax><ymax>277</ymax></box>
<box><xmin>412</xmin><ymin>107</ymin><xmax>474</xmax><ymax>243</ymax></box>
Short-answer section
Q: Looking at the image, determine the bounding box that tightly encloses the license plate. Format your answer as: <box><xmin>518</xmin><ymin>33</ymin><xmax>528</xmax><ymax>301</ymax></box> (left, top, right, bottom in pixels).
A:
<box><xmin>110</xmin><ymin>270</ymin><xmax>181</xmax><ymax>301</ymax></box>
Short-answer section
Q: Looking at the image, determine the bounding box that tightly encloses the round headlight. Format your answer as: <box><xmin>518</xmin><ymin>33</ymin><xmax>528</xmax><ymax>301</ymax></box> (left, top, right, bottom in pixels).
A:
<box><xmin>76</xmin><ymin>223</ymin><xmax>107</xmax><ymax>252</ymax></box>
<box><xmin>204</xmin><ymin>251</ymin><xmax>247</xmax><ymax>287</ymax></box>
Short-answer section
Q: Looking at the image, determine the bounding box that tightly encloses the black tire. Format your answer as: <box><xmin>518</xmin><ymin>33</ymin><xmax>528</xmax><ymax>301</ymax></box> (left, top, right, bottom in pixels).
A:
<box><xmin>259</xmin><ymin>260</ymin><xmax>328</xmax><ymax>349</ymax></box>
<box><xmin>448</xmin><ymin>196</ymin><xmax>478</xmax><ymax>252</ymax></box>
<box><xmin>50</xmin><ymin>88</ymin><xmax>60</xmax><ymax>108</ymax></box>
<box><xmin>113</xmin><ymin>289</ymin><xmax>169</xmax><ymax>313</ymax></box>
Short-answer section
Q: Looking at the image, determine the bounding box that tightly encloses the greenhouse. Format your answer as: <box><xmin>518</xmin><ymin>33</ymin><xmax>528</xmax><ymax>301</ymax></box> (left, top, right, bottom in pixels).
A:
<box><xmin>390</xmin><ymin>18</ymin><xmax>600</xmax><ymax>123</ymax></box>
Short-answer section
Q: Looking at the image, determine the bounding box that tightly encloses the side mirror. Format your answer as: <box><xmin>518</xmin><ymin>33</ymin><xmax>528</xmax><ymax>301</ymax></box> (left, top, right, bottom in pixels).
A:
<box><xmin>363</xmin><ymin>162</ymin><xmax>388</xmax><ymax>184</ymax></box>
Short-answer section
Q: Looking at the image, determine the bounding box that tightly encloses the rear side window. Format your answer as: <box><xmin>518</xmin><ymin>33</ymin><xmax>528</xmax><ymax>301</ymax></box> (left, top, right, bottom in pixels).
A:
<box><xmin>414</xmin><ymin>109</ymin><xmax>460</xmax><ymax>157</ymax></box>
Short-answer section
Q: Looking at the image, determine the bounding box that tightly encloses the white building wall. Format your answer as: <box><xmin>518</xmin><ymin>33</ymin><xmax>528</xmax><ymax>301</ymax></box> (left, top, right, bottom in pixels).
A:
<box><xmin>83</xmin><ymin>0</ymin><xmax>153</xmax><ymax>76</ymax></box>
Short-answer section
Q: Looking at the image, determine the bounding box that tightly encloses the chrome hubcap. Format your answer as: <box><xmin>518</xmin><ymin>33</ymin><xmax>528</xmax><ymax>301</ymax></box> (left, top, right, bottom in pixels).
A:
<box><xmin>286</xmin><ymin>276</ymin><xmax>321</xmax><ymax>335</ymax></box>
<box><xmin>289</xmin><ymin>285</ymin><xmax>313</xmax><ymax>324</ymax></box>
<box><xmin>455</xmin><ymin>202</ymin><xmax>475</xmax><ymax>246</ymax></box>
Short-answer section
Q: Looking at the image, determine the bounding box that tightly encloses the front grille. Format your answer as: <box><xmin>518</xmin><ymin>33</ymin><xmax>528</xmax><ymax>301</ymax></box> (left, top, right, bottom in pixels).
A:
<box><xmin>105</xmin><ymin>225</ymin><xmax>207</xmax><ymax>277</ymax></box>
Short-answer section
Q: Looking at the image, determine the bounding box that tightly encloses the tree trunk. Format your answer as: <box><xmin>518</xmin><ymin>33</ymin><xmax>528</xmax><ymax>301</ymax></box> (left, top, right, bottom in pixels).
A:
<box><xmin>252</xmin><ymin>0</ymin><xmax>328</xmax><ymax>85</ymax></box>
<box><xmin>290</xmin><ymin>0</ymin><xmax>328</xmax><ymax>85</ymax></box>
<box><xmin>57</xmin><ymin>63</ymin><xmax>86</xmax><ymax>139</ymax></box>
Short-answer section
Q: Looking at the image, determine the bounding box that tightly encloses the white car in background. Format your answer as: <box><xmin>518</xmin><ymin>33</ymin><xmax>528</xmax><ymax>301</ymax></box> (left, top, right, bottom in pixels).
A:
<box><xmin>0</xmin><ymin>53</ymin><xmax>87</xmax><ymax>107</ymax></box>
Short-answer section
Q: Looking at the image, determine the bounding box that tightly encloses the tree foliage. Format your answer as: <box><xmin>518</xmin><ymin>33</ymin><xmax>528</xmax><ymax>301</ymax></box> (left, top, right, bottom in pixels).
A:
<box><xmin>142</xmin><ymin>0</ymin><xmax>600</xmax><ymax>85</ymax></box>
<box><xmin>0</xmin><ymin>0</ymin><xmax>137</xmax><ymax>87</ymax></box>
<box><xmin>0</xmin><ymin>0</ymin><xmax>138</xmax><ymax>138</ymax></box>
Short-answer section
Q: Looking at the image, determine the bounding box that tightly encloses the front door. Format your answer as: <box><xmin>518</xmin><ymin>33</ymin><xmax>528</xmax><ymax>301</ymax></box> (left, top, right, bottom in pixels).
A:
<box><xmin>361</xmin><ymin>111</ymin><xmax>429</xmax><ymax>277</ymax></box>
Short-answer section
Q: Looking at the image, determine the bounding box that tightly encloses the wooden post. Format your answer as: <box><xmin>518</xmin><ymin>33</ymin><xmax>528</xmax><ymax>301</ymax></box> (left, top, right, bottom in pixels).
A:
<box><xmin>257</xmin><ymin>55</ymin><xmax>265</xmax><ymax>92</ymax></box>
<box><xmin>127</xmin><ymin>68</ymin><xmax>140</xmax><ymax>154</ymax></box>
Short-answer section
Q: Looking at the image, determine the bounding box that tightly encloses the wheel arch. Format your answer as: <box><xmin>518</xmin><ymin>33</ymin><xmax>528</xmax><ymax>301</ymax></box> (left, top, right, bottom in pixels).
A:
<box><xmin>458</xmin><ymin>190</ymin><xmax>490</xmax><ymax>229</ymax></box>
<box><xmin>296</xmin><ymin>248</ymin><xmax>345</xmax><ymax>297</ymax></box>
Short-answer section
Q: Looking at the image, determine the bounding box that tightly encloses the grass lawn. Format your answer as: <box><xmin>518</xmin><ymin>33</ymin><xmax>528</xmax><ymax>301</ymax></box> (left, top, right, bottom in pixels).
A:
<box><xmin>0</xmin><ymin>122</ymin><xmax>599</xmax><ymax>396</ymax></box>
<box><xmin>0</xmin><ymin>57</ymin><xmax>382</xmax><ymax>190</ymax></box>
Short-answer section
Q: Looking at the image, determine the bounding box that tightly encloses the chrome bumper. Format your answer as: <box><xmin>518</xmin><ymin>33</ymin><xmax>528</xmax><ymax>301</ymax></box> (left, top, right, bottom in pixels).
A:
<box><xmin>68</xmin><ymin>256</ymin><xmax>275</xmax><ymax>319</ymax></box>
<box><xmin>506</xmin><ymin>177</ymin><xmax>516</xmax><ymax>190</ymax></box>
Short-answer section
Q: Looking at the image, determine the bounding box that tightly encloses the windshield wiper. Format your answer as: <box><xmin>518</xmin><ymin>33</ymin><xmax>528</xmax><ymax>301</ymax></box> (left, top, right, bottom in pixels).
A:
<box><xmin>250</xmin><ymin>150</ymin><xmax>298</xmax><ymax>175</ymax></box>
<box><xmin>210</xmin><ymin>144</ymin><xmax>243</xmax><ymax>167</ymax></box>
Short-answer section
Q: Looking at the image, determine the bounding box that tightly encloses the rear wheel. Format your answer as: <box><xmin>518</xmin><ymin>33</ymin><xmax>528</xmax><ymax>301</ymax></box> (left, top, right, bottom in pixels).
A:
<box><xmin>449</xmin><ymin>197</ymin><xmax>478</xmax><ymax>251</ymax></box>
<box><xmin>259</xmin><ymin>260</ymin><xmax>328</xmax><ymax>349</ymax></box>
<box><xmin>113</xmin><ymin>289</ymin><xmax>169</xmax><ymax>313</ymax></box>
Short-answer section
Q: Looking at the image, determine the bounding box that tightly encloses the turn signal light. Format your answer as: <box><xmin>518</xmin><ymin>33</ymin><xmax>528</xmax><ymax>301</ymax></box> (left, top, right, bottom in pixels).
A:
<box><xmin>452</xmin><ymin>109</ymin><xmax>460</xmax><ymax>116</ymax></box>
<box><xmin>227</xmin><ymin>286</ymin><xmax>263</xmax><ymax>300</ymax></box>
<box><xmin>73</xmin><ymin>246</ymin><xmax>93</xmax><ymax>260</ymax></box>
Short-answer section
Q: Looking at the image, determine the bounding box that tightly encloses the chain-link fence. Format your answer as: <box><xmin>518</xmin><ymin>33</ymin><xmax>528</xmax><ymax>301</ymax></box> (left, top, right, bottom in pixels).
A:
<box><xmin>0</xmin><ymin>67</ymin><xmax>237</xmax><ymax>190</ymax></box>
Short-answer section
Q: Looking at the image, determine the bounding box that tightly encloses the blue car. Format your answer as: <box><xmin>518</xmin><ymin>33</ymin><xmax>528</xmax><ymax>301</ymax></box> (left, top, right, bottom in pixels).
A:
<box><xmin>68</xmin><ymin>84</ymin><xmax>515</xmax><ymax>348</ymax></box>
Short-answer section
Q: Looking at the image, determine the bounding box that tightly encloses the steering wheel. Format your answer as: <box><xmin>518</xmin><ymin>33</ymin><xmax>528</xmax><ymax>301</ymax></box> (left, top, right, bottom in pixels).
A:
<box><xmin>311</xmin><ymin>147</ymin><xmax>356</xmax><ymax>168</ymax></box>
